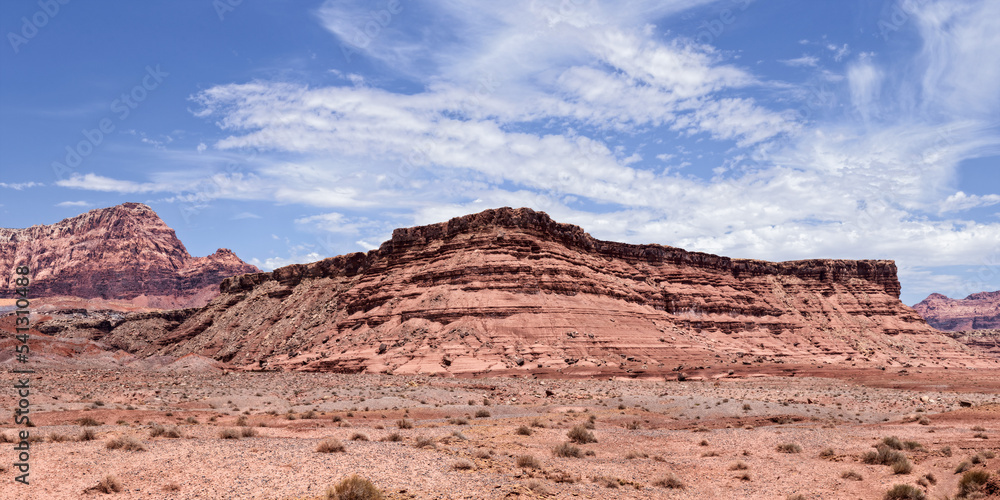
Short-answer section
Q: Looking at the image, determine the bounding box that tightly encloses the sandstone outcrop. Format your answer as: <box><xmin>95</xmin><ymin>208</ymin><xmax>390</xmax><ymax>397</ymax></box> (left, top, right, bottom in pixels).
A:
<box><xmin>913</xmin><ymin>291</ymin><xmax>1000</xmax><ymax>331</ymax></box>
<box><xmin>38</xmin><ymin>207</ymin><xmax>992</xmax><ymax>374</ymax></box>
<box><xmin>0</xmin><ymin>203</ymin><xmax>259</xmax><ymax>309</ymax></box>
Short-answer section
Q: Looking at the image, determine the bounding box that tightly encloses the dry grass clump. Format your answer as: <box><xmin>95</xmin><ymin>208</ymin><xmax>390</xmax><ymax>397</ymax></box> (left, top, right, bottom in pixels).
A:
<box><xmin>219</xmin><ymin>428</ymin><xmax>241</xmax><ymax>440</ymax></box>
<box><xmin>883</xmin><ymin>484</ymin><xmax>925</xmax><ymax>500</ymax></box>
<box><xmin>381</xmin><ymin>432</ymin><xmax>403</xmax><ymax>442</ymax></box>
<box><xmin>729</xmin><ymin>461</ymin><xmax>749</xmax><ymax>470</ymax></box>
<box><xmin>77</xmin><ymin>417</ymin><xmax>103</xmax><ymax>427</ymax></box>
<box><xmin>890</xmin><ymin>456</ymin><xmax>913</xmax><ymax>474</ymax></box>
<box><xmin>530</xmin><ymin>418</ymin><xmax>546</xmax><ymax>428</ymax></box>
<box><xmin>625</xmin><ymin>450</ymin><xmax>649</xmax><ymax>460</ymax></box>
<box><xmin>105</xmin><ymin>435</ymin><xmax>146</xmax><ymax>451</ymax></box>
<box><xmin>451</xmin><ymin>458</ymin><xmax>475</xmax><ymax>470</ymax></box>
<box><xmin>48</xmin><ymin>433</ymin><xmax>70</xmax><ymax>443</ymax></box>
<box><xmin>516</xmin><ymin>455</ymin><xmax>541</xmax><ymax>469</ymax></box>
<box><xmin>350</xmin><ymin>432</ymin><xmax>369</xmax><ymax>441</ymax></box>
<box><xmin>882</xmin><ymin>436</ymin><xmax>905</xmax><ymax>450</ymax></box>
<box><xmin>449</xmin><ymin>417</ymin><xmax>468</xmax><ymax>425</ymax></box>
<box><xmin>653</xmin><ymin>473</ymin><xmax>685</xmax><ymax>489</ymax></box>
<box><xmin>842</xmin><ymin>470</ymin><xmax>863</xmax><ymax>481</ymax></box>
<box><xmin>819</xmin><ymin>448</ymin><xmax>835</xmax><ymax>459</ymax></box>
<box><xmin>79</xmin><ymin>428</ymin><xmax>97</xmax><ymax>441</ymax></box>
<box><xmin>525</xmin><ymin>479</ymin><xmax>550</xmax><ymax>495</ymax></box>
<box><xmin>955</xmin><ymin>461</ymin><xmax>972</xmax><ymax>474</ymax></box>
<box><xmin>414</xmin><ymin>436</ymin><xmax>436</xmax><ymax>449</ymax></box>
<box><xmin>475</xmin><ymin>409</ymin><xmax>491</xmax><ymax>418</ymax></box>
<box><xmin>863</xmin><ymin>445</ymin><xmax>909</xmax><ymax>472</ymax></box>
<box><xmin>515</xmin><ymin>425</ymin><xmax>533</xmax><ymax>436</ymax></box>
<box><xmin>957</xmin><ymin>470</ymin><xmax>991</xmax><ymax>498</ymax></box>
<box><xmin>240</xmin><ymin>427</ymin><xmax>257</xmax><ymax>438</ymax></box>
<box><xmin>397</xmin><ymin>419</ymin><xmax>413</xmax><ymax>429</ymax></box>
<box><xmin>96</xmin><ymin>475</ymin><xmax>122</xmax><ymax>493</ymax></box>
<box><xmin>317</xmin><ymin>438</ymin><xmax>346</xmax><ymax>453</ymax></box>
<box><xmin>325</xmin><ymin>474</ymin><xmax>384</xmax><ymax>500</ymax></box>
<box><xmin>150</xmin><ymin>425</ymin><xmax>182</xmax><ymax>438</ymax></box>
<box><xmin>553</xmin><ymin>442</ymin><xmax>583</xmax><ymax>458</ymax></box>
<box><xmin>567</xmin><ymin>424</ymin><xmax>597</xmax><ymax>444</ymax></box>
<box><xmin>776</xmin><ymin>443</ymin><xmax>802</xmax><ymax>454</ymax></box>
<box><xmin>163</xmin><ymin>482</ymin><xmax>181</xmax><ymax>492</ymax></box>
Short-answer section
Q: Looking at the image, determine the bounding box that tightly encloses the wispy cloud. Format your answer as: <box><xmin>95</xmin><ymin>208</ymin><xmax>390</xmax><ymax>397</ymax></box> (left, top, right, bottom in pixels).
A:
<box><xmin>0</xmin><ymin>182</ymin><xmax>42</xmax><ymax>190</ymax></box>
<box><xmin>779</xmin><ymin>55</ymin><xmax>819</xmax><ymax>67</ymax></box>
<box><xmin>55</xmin><ymin>200</ymin><xmax>92</xmax><ymax>208</ymax></box>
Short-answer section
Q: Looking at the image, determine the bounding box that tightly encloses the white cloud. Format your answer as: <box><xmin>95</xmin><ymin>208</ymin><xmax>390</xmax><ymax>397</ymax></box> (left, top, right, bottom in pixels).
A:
<box><xmin>0</xmin><ymin>182</ymin><xmax>42</xmax><ymax>190</ymax></box>
<box><xmin>197</xmin><ymin>142</ymin><xmax>207</xmax><ymax>153</ymax></box>
<box><xmin>248</xmin><ymin>252</ymin><xmax>325</xmax><ymax>271</ymax></box>
<box><xmin>940</xmin><ymin>191</ymin><xmax>1000</xmax><ymax>213</ymax></box>
<box><xmin>779</xmin><ymin>55</ymin><xmax>819</xmax><ymax>67</ymax></box>
<box><xmin>56</xmin><ymin>173</ymin><xmax>169</xmax><ymax>193</ymax></box>
<box><xmin>847</xmin><ymin>54</ymin><xmax>883</xmax><ymax>122</ymax></box>
<box><xmin>55</xmin><ymin>201</ymin><xmax>91</xmax><ymax>208</ymax></box>
<box><xmin>826</xmin><ymin>43</ymin><xmax>850</xmax><ymax>62</ymax></box>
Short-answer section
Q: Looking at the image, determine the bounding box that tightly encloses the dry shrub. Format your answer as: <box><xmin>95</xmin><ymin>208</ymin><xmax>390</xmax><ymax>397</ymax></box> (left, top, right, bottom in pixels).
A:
<box><xmin>48</xmin><ymin>433</ymin><xmax>69</xmax><ymax>443</ymax></box>
<box><xmin>350</xmin><ymin>432</ymin><xmax>369</xmax><ymax>441</ymax></box>
<box><xmin>530</xmin><ymin>418</ymin><xmax>546</xmax><ymax>428</ymax></box>
<box><xmin>882</xmin><ymin>436</ymin><xmax>904</xmax><ymax>450</ymax></box>
<box><xmin>449</xmin><ymin>418</ymin><xmax>468</xmax><ymax>426</ymax></box>
<box><xmin>451</xmin><ymin>458</ymin><xmax>475</xmax><ymax>470</ymax></box>
<box><xmin>955</xmin><ymin>461</ymin><xmax>972</xmax><ymax>474</ymax></box>
<box><xmin>317</xmin><ymin>438</ymin><xmax>346</xmax><ymax>453</ymax></box>
<box><xmin>567</xmin><ymin>425</ymin><xmax>596</xmax><ymax>444</ymax></box>
<box><xmin>883</xmin><ymin>484</ymin><xmax>925</xmax><ymax>500</ymax></box>
<box><xmin>325</xmin><ymin>474</ymin><xmax>384</xmax><ymax>500</ymax></box>
<box><xmin>163</xmin><ymin>482</ymin><xmax>181</xmax><ymax>492</ymax></box>
<box><xmin>819</xmin><ymin>448</ymin><xmax>835</xmax><ymax>458</ymax></box>
<box><xmin>516</xmin><ymin>455</ymin><xmax>541</xmax><ymax>469</ymax></box>
<box><xmin>414</xmin><ymin>436</ymin><xmax>435</xmax><ymax>449</ymax></box>
<box><xmin>79</xmin><ymin>428</ymin><xmax>97</xmax><ymax>441</ymax></box>
<box><xmin>397</xmin><ymin>419</ymin><xmax>413</xmax><ymax>429</ymax></box>
<box><xmin>525</xmin><ymin>479</ymin><xmax>550</xmax><ymax>495</ymax></box>
<box><xmin>240</xmin><ymin>427</ymin><xmax>257</xmax><ymax>438</ymax></box>
<box><xmin>381</xmin><ymin>432</ymin><xmax>402</xmax><ymax>442</ymax></box>
<box><xmin>653</xmin><ymin>473</ymin><xmax>684</xmax><ymax>489</ymax></box>
<box><xmin>891</xmin><ymin>456</ymin><xmax>913</xmax><ymax>474</ymax></box>
<box><xmin>553</xmin><ymin>442</ymin><xmax>582</xmax><ymax>458</ymax></box>
<box><xmin>958</xmin><ymin>470</ymin><xmax>991</xmax><ymax>498</ymax></box>
<box><xmin>729</xmin><ymin>461</ymin><xmax>749</xmax><ymax>470</ymax></box>
<box><xmin>475</xmin><ymin>409</ymin><xmax>491</xmax><ymax>418</ymax></box>
<box><xmin>776</xmin><ymin>443</ymin><xmax>802</xmax><ymax>454</ymax></box>
<box><xmin>96</xmin><ymin>475</ymin><xmax>122</xmax><ymax>493</ymax></box>
<box><xmin>842</xmin><ymin>470</ymin><xmax>863</xmax><ymax>481</ymax></box>
<box><xmin>77</xmin><ymin>417</ymin><xmax>102</xmax><ymax>427</ymax></box>
<box><xmin>515</xmin><ymin>425</ymin><xmax>532</xmax><ymax>436</ymax></box>
<box><xmin>105</xmin><ymin>435</ymin><xmax>146</xmax><ymax>451</ymax></box>
<box><xmin>219</xmin><ymin>428</ymin><xmax>241</xmax><ymax>440</ymax></box>
<box><xmin>625</xmin><ymin>450</ymin><xmax>648</xmax><ymax>460</ymax></box>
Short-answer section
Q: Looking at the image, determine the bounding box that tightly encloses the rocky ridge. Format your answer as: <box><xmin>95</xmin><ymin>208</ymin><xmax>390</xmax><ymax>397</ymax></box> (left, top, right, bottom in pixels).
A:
<box><xmin>0</xmin><ymin>202</ymin><xmax>259</xmax><ymax>309</ymax></box>
<box><xmin>912</xmin><ymin>291</ymin><xmax>1000</xmax><ymax>331</ymax></box>
<box><xmin>38</xmin><ymin>207</ymin><xmax>993</xmax><ymax>374</ymax></box>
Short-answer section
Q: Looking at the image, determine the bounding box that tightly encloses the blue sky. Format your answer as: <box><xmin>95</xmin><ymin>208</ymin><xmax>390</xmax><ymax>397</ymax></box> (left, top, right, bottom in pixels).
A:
<box><xmin>1</xmin><ymin>0</ymin><xmax>998</xmax><ymax>306</ymax></box>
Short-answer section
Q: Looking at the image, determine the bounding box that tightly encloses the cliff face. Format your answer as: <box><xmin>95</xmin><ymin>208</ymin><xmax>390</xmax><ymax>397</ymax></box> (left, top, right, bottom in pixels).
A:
<box><xmin>44</xmin><ymin>207</ymin><xmax>989</xmax><ymax>374</ymax></box>
<box><xmin>913</xmin><ymin>291</ymin><xmax>1000</xmax><ymax>331</ymax></box>
<box><xmin>0</xmin><ymin>203</ymin><xmax>259</xmax><ymax>308</ymax></box>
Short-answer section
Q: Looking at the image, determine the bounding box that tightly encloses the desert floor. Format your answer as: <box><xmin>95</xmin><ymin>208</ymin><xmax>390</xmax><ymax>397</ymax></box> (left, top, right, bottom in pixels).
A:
<box><xmin>1</xmin><ymin>366</ymin><xmax>998</xmax><ymax>499</ymax></box>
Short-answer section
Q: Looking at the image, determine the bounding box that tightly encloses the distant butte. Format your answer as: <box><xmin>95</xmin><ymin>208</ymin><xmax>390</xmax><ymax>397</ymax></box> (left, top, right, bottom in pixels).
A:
<box><xmin>913</xmin><ymin>291</ymin><xmax>1000</xmax><ymax>331</ymax></box>
<box><xmin>42</xmin><ymin>206</ymin><xmax>991</xmax><ymax>375</ymax></box>
<box><xmin>0</xmin><ymin>202</ymin><xmax>259</xmax><ymax>309</ymax></box>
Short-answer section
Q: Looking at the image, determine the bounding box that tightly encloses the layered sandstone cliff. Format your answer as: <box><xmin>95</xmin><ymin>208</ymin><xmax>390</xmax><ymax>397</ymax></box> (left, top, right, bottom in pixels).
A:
<box><xmin>39</xmin><ymin>207</ymin><xmax>992</xmax><ymax>374</ymax></box>
<box><xmin>913</xmin><ymin>291</ymin><xmax>1000</xmax><ymax>331</ymax></box>
<box><xmin>0</xmin><ymin>203</ymin><xmax>259</xmax><ymax>308</ymax></box>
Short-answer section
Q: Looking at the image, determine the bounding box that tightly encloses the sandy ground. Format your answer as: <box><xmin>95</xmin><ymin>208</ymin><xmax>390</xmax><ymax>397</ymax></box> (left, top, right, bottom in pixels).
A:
<box><xmin>1</xmin><ymin>367</ymin><xmax>998</xmax><ymax>499</ymax></box>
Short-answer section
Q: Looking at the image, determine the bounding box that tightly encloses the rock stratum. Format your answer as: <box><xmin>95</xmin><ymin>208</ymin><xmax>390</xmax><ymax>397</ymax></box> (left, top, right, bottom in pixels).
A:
<box><xmin>0</xmin><ymin>202</ymin><xmax>259</xmax><ymax>309</ymax></box>
<box><xmin>913</xmin><ymin>291</ymin><xmax>1000</xmax><ymax>331</ymax></box>
<box><xmin>35</xmin><ymin>207</ymin><xmax>993</xmax><ymax>375</ymax></box>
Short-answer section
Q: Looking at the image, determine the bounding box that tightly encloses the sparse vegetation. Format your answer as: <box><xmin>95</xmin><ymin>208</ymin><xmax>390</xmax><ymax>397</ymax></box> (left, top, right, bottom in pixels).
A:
<box><xmin>397</xmin><ymin>419</ymin><xmax>413</xmax><ymax>429</ymax></box>
<box><xmin>414</xmin><ymin>436</ymin><xmax>435</xmax><ymax>449</ymax></box>
<box><xmin>240</xmin><ymin>427</ymin><xmax>257</xmax><ymax>438</ymax></box>
<box><xmin>653</xmin><ymin>473</ymin><xmax>685</xmax><ymax>489</ymax></box>
<box><xmin>567</xmin><ymin>424</ymin><xmax>597</xmax><ymax>444</ymax></box>
<box><xmin>324</xmin><ymin>474</ymin><xmax>384</xmax><ymax>500</ymax></box>
<box><xmin>350</xmin><ymin>432</ymin><xmax>369</xmax><ymax>441</ymax></box>
<box><xmin>842</xmin><ymin>470</ymin><xmax>863</xmax><ymax>481</ymax></box>
<box><xmin>515</xmin><ymin>425</ymin><xmax>532</xmax><ymax>436</ymax></box>
<box><xmin>96</xmin><ymin>475</ymin><xmax>122</xmax><ymax>494</ymax></box>
<box><xmin>516</xmin><ymin>455</ymin><xmax>541</xmax><ymax>469</ymax></box>
<box><xmin>474</xmin><ymin>409</ymin><xmax>491</xmax><ymax>418</ymax></box>
<box><xmin>955</xmin><ymin>461</ymin><xmax>972</xmax><ymax>474</ymax></box>
<box><xmin>452</xmin><ymin>458</ymin><xmax>475</xmax><ymax>470</ymax></box>
<box><xmin>77</xmin><ymin>417</ymin><xmax>102</xmax><ymax>427</ymax></box>
<box><xmin>105</xmin><ymin>435</ymin><xmax>146</xmax><ymax>451</ymax></box>
<box><xmin>776</xmin><ymin>443</ymin><xmax>802</xmax><ymax>454</ymax></box>
<box><xmin>553</xmin><ymin>442</ymin><xmax>583</xmax><ymax>458</ymax></box>
<box><xmin>883</xmin><ymin>484</ymin><xmax>925</xmax><ymax>500</ymax></box>
<box><xmin>729</xmin><ymin>461</ymin><xmax>749</xmax><ymax>470</ymax></box>
<box><xmin>220</xmin><ymin>428</ymin><xmax>243</xmax><ymax>439</ymax></box>
<box><xmin>317</xmin><ymin>438</ymin><xmax>346</xmax><ymax>453</ymax></box>
<box><xmin>381</xmin><ymin>432</ymin><xmax>402</xmax><ymax>442</ymax></box>
<box><xmin>957</xmin><ymin>470</ymin><xmax>991</xmax><ymax>498</ymax></box>
<box><xmin>79</xmin><ymin>428</ymin><xmax>97</xmax><ymax>441</ymax></box>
